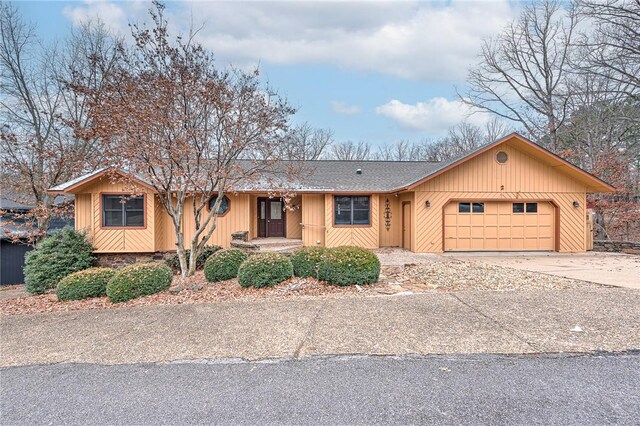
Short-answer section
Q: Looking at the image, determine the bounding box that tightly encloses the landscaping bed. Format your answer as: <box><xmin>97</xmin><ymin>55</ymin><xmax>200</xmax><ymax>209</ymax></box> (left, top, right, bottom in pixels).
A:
<box><xmin>0</xmin><ymin>272</ymin><xmax>384</xmax><ymax>316</ymax></box>
<box><xmin>381</xmin><ymin>259</ymin><xmax>604</xmax><ymax>292</ymax></box>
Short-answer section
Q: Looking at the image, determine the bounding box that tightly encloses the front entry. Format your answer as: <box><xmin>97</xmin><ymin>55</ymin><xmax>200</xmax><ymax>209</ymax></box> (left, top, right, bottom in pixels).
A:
<box><xmin>402</xmin><ymin>202</ymin><xmax>411</xmax><ymax>250</ymax></box>
<box><xmin>257</xmin><ymin>198</ymin><xmax>286</xmax><ymax>238</ymax></box>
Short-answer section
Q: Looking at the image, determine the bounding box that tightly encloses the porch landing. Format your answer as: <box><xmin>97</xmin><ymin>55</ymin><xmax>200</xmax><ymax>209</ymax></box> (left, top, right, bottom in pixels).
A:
<box><xmin>250</xmin><ymin>238</ymin><xmax>303</xmax><ymax>254</ymax></box>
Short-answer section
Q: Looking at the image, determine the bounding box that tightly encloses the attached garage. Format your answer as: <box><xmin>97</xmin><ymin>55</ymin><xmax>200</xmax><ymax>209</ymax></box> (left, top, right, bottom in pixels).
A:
<box><xmin>444</xmin><ymin>200</ymin><xmax>555</xmax><ymax>251</ymax></box>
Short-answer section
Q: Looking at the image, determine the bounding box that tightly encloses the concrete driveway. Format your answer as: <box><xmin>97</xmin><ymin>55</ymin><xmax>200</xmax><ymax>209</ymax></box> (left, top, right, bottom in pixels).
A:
<box><xmin>444</xmin><ymin>252</ymin><xmax>640</xmax><ymax>289</ymax></box>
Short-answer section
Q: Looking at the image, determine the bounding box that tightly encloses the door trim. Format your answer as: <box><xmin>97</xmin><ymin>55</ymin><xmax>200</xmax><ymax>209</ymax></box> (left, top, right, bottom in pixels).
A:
<box><xmin>402</xmin><ymin>201</ymin><xmax>411</xmax><ymax>251</ymax></box>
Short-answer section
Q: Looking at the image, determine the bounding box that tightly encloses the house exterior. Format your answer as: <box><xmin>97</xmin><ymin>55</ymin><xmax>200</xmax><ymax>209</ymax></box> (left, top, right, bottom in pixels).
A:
<box><xmin>49</xmin><ymin>134</ymin><xmax>614</xmax><ymax>255</ymax></box>
<box><xmin>0</xmin><ymin>196</ymin><xmax>74</xmax><ymax>285</ymax></box>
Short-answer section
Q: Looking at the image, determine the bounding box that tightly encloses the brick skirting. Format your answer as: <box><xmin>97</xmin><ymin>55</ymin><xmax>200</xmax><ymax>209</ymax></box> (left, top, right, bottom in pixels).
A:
<box><xmin>593</xmin><ymin>240</ymin><xmax>640</xmax><ymax>255</ymax></box>
<box><xmin>95</xmin><ymin>251</ymin><xmax>175</xmax><ymax>268</ymax></box>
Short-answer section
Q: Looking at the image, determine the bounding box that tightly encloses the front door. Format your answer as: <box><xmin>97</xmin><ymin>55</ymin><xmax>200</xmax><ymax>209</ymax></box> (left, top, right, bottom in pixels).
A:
<box><xmin>258</xmin><ymin>198</ymin><xmax>286</xmax><ymax>238</ymax></box>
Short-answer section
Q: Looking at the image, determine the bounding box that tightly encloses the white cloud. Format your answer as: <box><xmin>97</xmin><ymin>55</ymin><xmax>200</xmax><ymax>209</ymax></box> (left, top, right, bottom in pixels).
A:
<box><xmin>61</xmin><ymin>0</ymin><xmax>518</xmax><ymax>82</ymax></box>
<box><xmin>376</xmin><ymin>97</ymin><xmax>490</xmax><ymax>133</ymax></box>
<box><xmin>331</xmin><ymin>101</ymin><xmax>361</xmax><ymax>115</ymax></box>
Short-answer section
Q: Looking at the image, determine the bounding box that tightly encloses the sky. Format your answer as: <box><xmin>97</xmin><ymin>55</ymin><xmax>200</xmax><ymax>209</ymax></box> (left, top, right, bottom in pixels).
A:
<box><xmin>15</xmin><ymin>0</ymin><xmax>521</xmax><ymax>146</ymax></box>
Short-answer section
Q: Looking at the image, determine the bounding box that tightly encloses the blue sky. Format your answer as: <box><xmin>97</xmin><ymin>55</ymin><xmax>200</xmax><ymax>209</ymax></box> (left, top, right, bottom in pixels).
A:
<box><xmin>16</xmin><ymin>0</ymin><xmax>519</xmax><ymax>146</ymax></box>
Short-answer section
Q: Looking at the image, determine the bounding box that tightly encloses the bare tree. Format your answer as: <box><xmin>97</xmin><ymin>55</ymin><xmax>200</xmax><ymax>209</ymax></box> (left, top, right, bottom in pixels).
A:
<box><xmin>460</xmin><ymin>0</ymin><xmax>576</xmax><ymax>150</ymax></box>
<box><xmin>0</xmin><ymin>4</ymin><xmax>118</xmax><ymax>242</ymax></box>
<box><xmin>330</xmin><ymin>140</ymin><xmax>372</xmax><ymax>160</ymax></box>
<box><xmin>374</xmin><ymin>140</ymin><xmax>422</xmax><ymax>161</ymax></box>
<box><xmin>277</xmin><ymin>122</ymin><xmax>333</xmax><ymax>160</ymax></box>
<box><xmin>576</xmin><ymin>0</ymin><xmax>640</xmax><ymax>98</ymax></box>
<box><xmin>73</xmin><ymin>1</ymin><xmax>297</xmax><ymax>277</ymax></box>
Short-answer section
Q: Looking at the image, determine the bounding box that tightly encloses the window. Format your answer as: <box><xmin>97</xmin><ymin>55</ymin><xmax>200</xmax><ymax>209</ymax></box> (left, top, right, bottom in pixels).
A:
<box><xmin>334</xmin><ymin>196</ymin><xmax>370</xmax><ymax>225</ymax></box>
<box><xmin>496</xmin><ymin>151</ymin><xmax>509</xmax><ymax>164</ymax></box>
<box><xmin>513</xmin><ymin>203</ymin><xmax>525</xmax><ymax>213</ymax></box>
<box><xmin>102</xmin><ymin>195</ymin><xmax>144</xmax><ymax>227</ymax></box>
<box><xmin>459</xmin><ymin>202</ymin><xmax>484</xmax><ymax>213</ymax></box>
<box><xmin>208</xmin><ymin>196</ymin><xmax>230</xmax><ymax>215</ymax></box>
<box><xmin>526</xmin><ymin>203</ymin><xmax>538</xmax><ymax>213</ymax></box>
<box><xmin>472</xmin><ymin>202</ymin><xmax>485</xmax><ymax>213</ymax></box>
<box><xmin>458</xmin><ymin>203</ymin><xmax>471</xmax><ymax>213</ymax></box>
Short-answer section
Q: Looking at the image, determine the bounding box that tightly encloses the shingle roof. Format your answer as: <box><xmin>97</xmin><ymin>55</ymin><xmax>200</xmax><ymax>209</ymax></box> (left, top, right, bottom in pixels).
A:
<box><xmin>292</xmin><ymin>160</ymin><xmax>443</xmax><ymax>192</ymax></box>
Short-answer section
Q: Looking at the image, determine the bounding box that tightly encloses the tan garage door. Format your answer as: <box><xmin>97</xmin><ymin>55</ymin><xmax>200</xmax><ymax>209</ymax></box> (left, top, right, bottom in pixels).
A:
<box><xmin>444</xmin><ymin>201</ymin><xmax>554</xmax><ymax>251</ymax></box>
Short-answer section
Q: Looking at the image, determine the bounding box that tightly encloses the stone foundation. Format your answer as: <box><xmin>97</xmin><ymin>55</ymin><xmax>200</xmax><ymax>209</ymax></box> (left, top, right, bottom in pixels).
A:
<box><xmin>95</xmin><ymin>251</ymin><xmax>175</xmax><ymax>269</ymax></box>
<box><xmin>593</xmin><ymin>240</ymin><xmax>640</xmax><ymax>255</ymax></box>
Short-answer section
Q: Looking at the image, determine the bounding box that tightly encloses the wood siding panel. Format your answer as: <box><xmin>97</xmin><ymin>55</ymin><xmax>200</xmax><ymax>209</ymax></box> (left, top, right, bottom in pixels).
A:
<box><xmin>379</xmin><ymin>195</ymin><xmax>401</xmax><ymax>247</ymax></box>
<box><xmin>182</xmin><ymin>194</ymin><xmax>250</xmax><ymax>249</ymax></box>
<box><xmin>325</xmin><ymin>194</ymin><xmax>379</xmax><ymax>249</ymax></box>
<box><xmin>286</xmin><ymin>196</ymin><xmax>303</xmax><ymax>239</ymax></box>
<box><xmin>75</xmin><ymin>194</ymin><xmax>92</xmax><ymax>233</ymax></box>
<box><xmin>301</xmin><ymin>194</ymin><xmax>325</xmax><ymax>246</ymax></box>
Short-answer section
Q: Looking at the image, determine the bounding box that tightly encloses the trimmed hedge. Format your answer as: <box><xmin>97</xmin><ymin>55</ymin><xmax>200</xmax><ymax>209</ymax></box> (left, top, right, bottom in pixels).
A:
<box><xmin>106</xmin><ymin>262</ymin><xmax>173</xmax><ymax>303</ymax></box>
<box><xmin>165</xmin><ymin>245</ymin><xmax>222</xmax><ymax>272</ymax></box>
<box><xmin>291</xmin><ymin>247</ymin><xmax>330</xmax><ymax>278</ymax></box>
<box><xmin>203</xmin><ymin>248</ymin><xmax>248</xmax><ymax>282</ymax></box>
<box><xmin>56</xmin><ymin>268</ymin><xmax>115</xmax><ymax>301</ymax></box>
<box><xmin>24</xmin><ymin>228</ymin><xmax>95</xmax><ymax>294</ymax></box>
<box><xmin>318</xmin><ymin>246</ymin><xmax>380</xmax><ymax>286</ymax></box>
<box><xmin>238</xmin><ymin>253</ymin><xmax>293</xmax><ymax>288</ymax></box>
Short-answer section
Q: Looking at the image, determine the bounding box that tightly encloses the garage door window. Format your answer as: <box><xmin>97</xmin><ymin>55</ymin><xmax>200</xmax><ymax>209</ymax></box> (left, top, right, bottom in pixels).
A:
<box><xmin>458</xmin><ymin>202</ymin><xmax>484</xmax><ymax>213</ymax></box>
<box><xmin>513</xmin><ymin>202</ymin><xmax>538</xmax><ymax>213</ymax></box>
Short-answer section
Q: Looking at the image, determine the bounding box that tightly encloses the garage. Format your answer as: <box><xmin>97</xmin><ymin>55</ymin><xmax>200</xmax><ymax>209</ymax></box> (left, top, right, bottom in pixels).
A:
<box><xmin>444</xmin><ymin>201</ymin><xmax>555</xmax><ymax>251</ymax></box>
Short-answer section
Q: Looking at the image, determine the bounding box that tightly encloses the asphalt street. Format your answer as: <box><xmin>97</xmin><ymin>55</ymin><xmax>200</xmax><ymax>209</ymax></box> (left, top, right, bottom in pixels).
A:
<box><xmin>2</xmin><ymin>352</ymin><xmax>639</xmax><ymax>425</ymax></box>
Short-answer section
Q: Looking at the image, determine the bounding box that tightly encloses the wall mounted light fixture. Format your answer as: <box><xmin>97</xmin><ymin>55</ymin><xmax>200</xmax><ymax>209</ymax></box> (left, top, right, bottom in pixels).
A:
<box><xmin>573</xmin><ymin>201</ymin><xmax>580</xmax><ymax>208</ymax></box>
<box><xmin>425</xmin><ymin>200</ymin><xmax>431</xmax><ymax>208</ymax></box>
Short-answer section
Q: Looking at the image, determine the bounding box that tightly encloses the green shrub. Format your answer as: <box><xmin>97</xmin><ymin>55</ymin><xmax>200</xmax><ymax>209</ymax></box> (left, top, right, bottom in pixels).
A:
<box><xmin>24</xmin><ymin>228</ymin><xmax>95</xmax><ymax>294</ymax></box>
<box><xmin>319</xmin><ymin>246</ymin><xmax>380</xmax><ymax>286</ymax></box>
<box><xmin>238</xmin><ymin>253</ymin><xmax>293</xmax><ymax>288</ymax></box>
<box><xmin>106</xmin><ymin>262</ymin><xmax>173</xmax><ymax>303</ymax></box>
<box><xmin>291</xmin><ymin>247</ymin><xmax>331</xmax><ymax>278</ymax></box>
<box><xmin>56</xmin><ymin>268</ymin><xmax>115</xmax><ymax>301</ymax></box>
<box><xmin>165</xmin><ymin>245</ymin><xmax>222</xmax><ymax>272</ymax></box>
<box><xmin>203</xmin><ymin>248</ymin><xmax>248</xmax><ymax>282</ymax></box>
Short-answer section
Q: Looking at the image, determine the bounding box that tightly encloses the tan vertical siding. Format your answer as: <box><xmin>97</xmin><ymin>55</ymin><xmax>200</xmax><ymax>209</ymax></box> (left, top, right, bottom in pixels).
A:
<box><xmin>413</xmin><ymin>143</ymin><xmax>588</xmax><ymax>253</ymax></box>
<box><xmin>325</xmin><ymin>194</ymin><xmax>379</xmax><ymax>248</ymax></box>
<box><xmin>379</xmin><ymin>195</ymin><xmax>401</xmax><ymax>247</ymax></box>
<box><xmin>286</xmin><ymin>196</ymin><xmax>303</xmax><ymax>238</ymax></box>
<box><xmin>182</xmin><ymin>194</ymin><xmax>250</xmax><ymax>249</ymax></box>
<box><xmin>301</xmin><ymin>194</ymin><xmax>325</xmax><ymax>246</ymax></box>
<box><xmin>75</xmin><ymin>194</ymin><xmax>92</xmax><ymax>234</ymax></box>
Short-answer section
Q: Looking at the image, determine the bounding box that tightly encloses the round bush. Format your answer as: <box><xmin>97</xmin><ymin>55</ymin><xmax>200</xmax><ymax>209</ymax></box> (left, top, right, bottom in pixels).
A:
<box><xmin>24</xmin><ymin>228</ymin><xmax>95</xmax><ymax>294</ymax></box>
<box><xmin>165</xmin><ymin>245</ymin><xmax>222</xmax><ymax>272</ymax></box>
<box><xmin>238</xmin><ymin>253</ymin><xmax>293</xmax><ymax>288</ymax></box>
<box><xmin>106</xmin><ymin>262</ymin><xmax>173</xmax><ymax>303</ymax></box>
<box><xmin>203</xmin><ymin>248</ymin><xmax>248</xmax><ymax>282</ymax></box>
<box><xmin>291</xmin><ymin>247</ymin><xmax>330</xmax><ymax>278</ymax></box>
<box><xmin>56</xmin><ymin>268</ymin><xmax>115</xmax><ymax>301</ymax></box>
<box><xmin>319</xmin><ymin>246</ymin><xmax>381</xmax><ymax>286</ymax></box>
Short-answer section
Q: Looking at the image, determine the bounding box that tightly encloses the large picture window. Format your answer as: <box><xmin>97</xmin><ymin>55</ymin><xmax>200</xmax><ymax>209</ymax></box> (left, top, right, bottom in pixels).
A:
<box><xmin>102</xmin><ymin>195</ymin><xmax>145</xmax><ymax>227</ymax></box>
<box><xmin>334</xmin><ymin>196</ymin><xmax>370</xmax><ymax>225</ymax></box>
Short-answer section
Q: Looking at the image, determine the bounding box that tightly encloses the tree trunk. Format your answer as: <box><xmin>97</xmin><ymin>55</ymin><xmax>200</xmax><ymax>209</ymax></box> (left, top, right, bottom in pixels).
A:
<box><xmin>175</xmin><ymin>231</ymin><xmax>188</xmax><ymax>278</ymax></box>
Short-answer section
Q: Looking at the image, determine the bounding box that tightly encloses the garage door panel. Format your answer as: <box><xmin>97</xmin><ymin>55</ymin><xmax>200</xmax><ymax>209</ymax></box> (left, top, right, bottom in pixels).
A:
<box><xmin>444</xmin><ymin>201</ymin><xmax>555</xmax><ymax>252</ymax></box>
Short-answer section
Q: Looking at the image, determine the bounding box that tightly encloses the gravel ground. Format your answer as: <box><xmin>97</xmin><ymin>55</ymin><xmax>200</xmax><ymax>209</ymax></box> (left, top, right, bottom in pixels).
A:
<box><xmin>0</xmin><ymin>273</ymin><xmax>382</xmax><ymax>317</ymax></box>
<box><xmin>385</xmin><ymin>259</ymin><xmax>604</xmax><ymax>292</ymax></box>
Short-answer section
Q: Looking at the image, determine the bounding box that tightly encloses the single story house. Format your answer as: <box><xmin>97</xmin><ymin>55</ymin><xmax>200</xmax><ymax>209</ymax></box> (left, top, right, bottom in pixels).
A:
<box><xmin>49</xmin><ymin>133</ymin><xmax>614</xmax><ymax>256</ymax></box>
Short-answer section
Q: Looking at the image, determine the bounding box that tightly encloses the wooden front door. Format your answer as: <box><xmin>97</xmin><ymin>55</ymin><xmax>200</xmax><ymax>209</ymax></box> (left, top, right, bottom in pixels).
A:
<box><xmin>402</xmin><ymin>202</ymin><xmax>411</xmax><ymax>250</ymax></box>
<box><xmin>258</xmin><ymin>198</ymin><xmax>286</xmax><ymax>238</ymax></box>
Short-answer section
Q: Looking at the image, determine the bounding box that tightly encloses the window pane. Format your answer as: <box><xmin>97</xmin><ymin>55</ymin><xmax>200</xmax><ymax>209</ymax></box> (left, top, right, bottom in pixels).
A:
<box><xmin>125</xmin><ymin>197</ymin><xmax>144</xmax><ymax>211</ymax></box>
<box><xmin>104</xmin><ymin>211</ymin><xmax>123</xmax><ymax>227</ymax></box>
<box><xmin>259</xmin><ymin>201</ymin><xmax>266</xmax><ymax>219</ymax></box>
<box><xmin>125</xmin><ymin>210</ymin><xmax>144</xmax><ymax>227</ymax></box>
<box><xmin>335</xmin><ymin>210</ymin><xmax>351</xmax><ymax>224</ymax></box>
<box><xmin>335</xmin><ymin>197</ymin><xmax>352</xmax><ymax>212</ymax></box>
<box><xmin>526</xmin><ymin>203</ymin><xmax>538</xmax><ymax>213</ymax></box>
<box><xmin>472</xmin><ymin>203</ymin><xmax>484</xmax><ymax>213</ymax></box>
<box><xmin>458</xmin><ymin>203</ymin><xmax>471</xmax><ymax>213</ymax></box>
<box><xmin>353</xmin><ymin>210</ymin><xmax>370</xmax><ymax>224</ymax></box>
<box><xmin>209</xmin><ymin>196</ymin><xmax>229</xmax><ymax>215</ymax></box>
<box><xmin>103</xmin><ymin>196</ymin><xmax>123</xmax><ymax>211</ymax></box>
<box><xmin>352</xmin><ymin>196</ymin><xmax>370</xmax><ymax>210</ymax></box>
<box><xmin>513</xmin><ymin>203</ymin><xmax>525</xmax><ymax>213</ymax></box>
<box><xmin>270</xmin><ymin>201</ymin><xmax>282</xmax><ymax>220</ymax></box>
